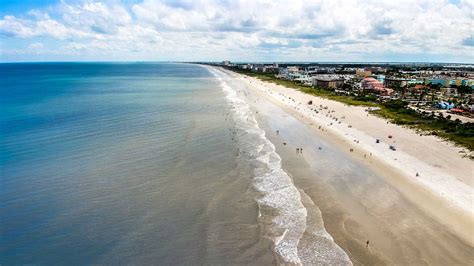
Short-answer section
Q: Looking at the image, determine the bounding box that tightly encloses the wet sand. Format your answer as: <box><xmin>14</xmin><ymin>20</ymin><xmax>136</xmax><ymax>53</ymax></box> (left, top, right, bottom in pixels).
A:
<box><xmin>214</xmin><ymin>67</ymin><xmax>474</xmax><ymax>265</ymax></box>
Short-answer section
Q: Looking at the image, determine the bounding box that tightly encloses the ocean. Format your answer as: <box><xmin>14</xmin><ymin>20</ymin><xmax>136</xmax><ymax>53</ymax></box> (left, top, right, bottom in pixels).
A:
<box><xmin>0</xmin><ymin>63</ymin><xmax>349</xmax><ymax>265</ymax></box>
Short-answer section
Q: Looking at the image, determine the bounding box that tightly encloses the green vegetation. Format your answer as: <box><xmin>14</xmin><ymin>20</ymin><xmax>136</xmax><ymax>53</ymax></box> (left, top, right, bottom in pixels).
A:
<box><xmin>228</xmin><ymin>67</ymin><xmax>474</xmax><ymax>152</ymax></box>
<box><xmin>373</xmin><ymin>100</ymin><xmax>474</xmax><ymax>152</ymax></box>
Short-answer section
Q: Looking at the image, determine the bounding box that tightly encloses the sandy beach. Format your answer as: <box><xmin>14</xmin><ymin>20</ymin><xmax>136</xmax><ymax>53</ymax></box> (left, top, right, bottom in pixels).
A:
<box><xmin>213</xmin><ymin>66</ymin><xmax>474</xmax><ymax>265</ymax></box>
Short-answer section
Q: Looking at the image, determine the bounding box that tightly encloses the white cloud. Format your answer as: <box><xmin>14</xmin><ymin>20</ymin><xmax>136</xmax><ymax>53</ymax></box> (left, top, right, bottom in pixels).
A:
<box><xmin>0</xmin><ymin>16</ymin><xmax>37</xmax><ymax>38</ymax></box>
<box><xmin>28</xmin><ymin>42</ymin><xmax>44</xmax><ymax>50</ymax></box>
<box><xmin>0</xmin><ymin>0</ymin><xmax>473</xmax><ymax>62</ymax></box>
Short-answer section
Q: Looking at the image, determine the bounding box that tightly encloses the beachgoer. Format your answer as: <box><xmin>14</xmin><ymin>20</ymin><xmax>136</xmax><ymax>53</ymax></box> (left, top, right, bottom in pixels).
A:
<box><xmin>366</xmin><ymin>240</ymin><xmax>369</xmax><ymax>247</ymax></box>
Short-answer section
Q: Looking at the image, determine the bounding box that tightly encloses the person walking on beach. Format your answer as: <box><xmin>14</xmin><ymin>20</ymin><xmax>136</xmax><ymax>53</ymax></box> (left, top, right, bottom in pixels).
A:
<box><xmin>366</xmin><ymin>240</ymin><xmax>370</xmax><ymax>248</ymax></box>
<box><xmin>296</xmin><ymin>148</ymin><xmax>299</xmax><ymax>153</ymax></box>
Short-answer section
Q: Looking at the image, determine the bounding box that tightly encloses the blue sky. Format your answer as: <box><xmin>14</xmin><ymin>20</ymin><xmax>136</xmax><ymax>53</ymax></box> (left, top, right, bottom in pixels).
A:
<box><xmin>1</xmin><ymin>0</ymin><xmax>473</xmax><ymax>62</ymax></box>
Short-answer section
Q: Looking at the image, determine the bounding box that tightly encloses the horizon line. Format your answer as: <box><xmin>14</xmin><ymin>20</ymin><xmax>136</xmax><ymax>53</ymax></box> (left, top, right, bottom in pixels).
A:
<box><xmin>1</xmin><ymin>60</ymin><xmax>473</xmax><ymax>65</ymax></box>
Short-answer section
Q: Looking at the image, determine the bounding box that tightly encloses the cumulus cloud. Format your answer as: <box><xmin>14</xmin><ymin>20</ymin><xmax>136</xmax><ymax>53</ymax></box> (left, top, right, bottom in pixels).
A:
<box><xmin>0</xmin><ymin>0</ymin><xmax>473</xmax><ymax>62</ymax></box>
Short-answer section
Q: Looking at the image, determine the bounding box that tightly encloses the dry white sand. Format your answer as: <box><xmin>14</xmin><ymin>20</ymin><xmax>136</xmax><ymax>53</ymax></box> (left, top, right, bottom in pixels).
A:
<box><xmin>217</xmin><ymin>67</ymin><xmax>474</xmax><ymax>247</ymax></box>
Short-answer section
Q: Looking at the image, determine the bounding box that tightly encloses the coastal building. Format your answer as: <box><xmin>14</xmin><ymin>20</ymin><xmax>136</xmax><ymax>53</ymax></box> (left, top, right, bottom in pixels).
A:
<box><xmin>361</xmin><ymin>77</ymin><xmax>384</xmax><ymax>90</ymax></box>
<box><xmin>454</xmin><ymin>78</ymin><xmax>463</xmax><ymax>86</ymax></box>
<box><xmin>463</xmin><ymin>79</ymin><xmax>474</xmax><ymax>89</ymax></box>
<box><xmin>292</xmin><ymin>72</ymin><xmax>311</xmax><ymax>84</ymax></box>
<box><xmin>287</xmin><ymin>66</ymin><xmax>300</xmax><ymax>72</ymax></box>
<box><xmin>306</xmin><ymin>66</ymin><xmax>336</xmax><ymax>74</ymax></box>
<box><xmin>407</xmin><ymin>79</ymin><xmax>424</xmax><ymax>85</ymax></box>
<box><xmin>312</xmin><ymin>76</ymin><xmax>344</xmax><ymax>89</ymax></box>
<box><xmin>426</xmin><ymin>78</ymin><xmax>474</xmax><ymax>89</ymax></box>
<box><xmin>428</xmin><ymin>78</ymin><xmax>449</xmax><ymax>87</ymax></box>
<box><xmin>369</xmin><ymin>74</ymin><xmax>385</xmax><ymax>83</ymax></box>
<box><xmin>361</xmin><ymin>77</ymin><xmax>394</xmax><ymax>95</ymax></box>
<box><xmin>246</xmin><ymin>63</ymin><xmax>278</xmax><ymax>73</ymax></box>
<box><xmin>280</xmin><ymin>66</ymin><xmax>303</xmax><ymax>80</ymax></box>
<box><xmin>356</xmin><ymin>69</ymin><xmax>372</xmax><ymax>78</ymax></box>
<box><xmin>441</xmin><ymin>87</ymin><xmax>458</xmax><ymax>97</ymax></box>
<box><xmin>384</xmin><ymin>77</ymin><xmax>410</xmax><ymax>89</ymax></box>
<box><xmin>237</xmin><ymin>64</ymin><xmax>251</xmax><ymax>70</ymax></box>
<box><xmin>437</xmin><ymin>101</ymin><xmax>455</xmax><ymax>109</ymax></box>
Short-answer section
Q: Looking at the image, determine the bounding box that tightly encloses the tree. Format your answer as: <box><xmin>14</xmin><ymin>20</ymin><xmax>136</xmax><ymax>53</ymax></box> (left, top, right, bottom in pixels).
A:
<box><xmin>341</xmin><ymin>83</ymin><xmax>352</xmax><ymax>91</ymax></box>
<box><xmin>391</xmin><ymin>83</ymin><xmax>402</xmax><ymax>98</ymax></box>
<box><xmin>405</xmin><ymin>83</ymin><xmax>416</xmax><ymax>99</ymax></box>
<box><xmin>429</xmin><ymin>84</ymin><xmax>441</xmax><ymax>102</ymax></box>
<box><xmin>457</xmin><ymin>85</ymin><xmax>472</xmax><ymax>98</ymax></box>
<box><xmin>418</xmin><ymin>89</ymin><xmax>427</xmax><ymax>102</ymax></box>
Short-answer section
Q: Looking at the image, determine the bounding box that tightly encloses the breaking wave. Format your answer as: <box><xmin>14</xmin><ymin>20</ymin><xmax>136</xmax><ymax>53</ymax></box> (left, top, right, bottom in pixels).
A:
<box><xmin>207</xmin><ymin>66</ymin><xmax>352</xmax><ymax>265</ymax></box>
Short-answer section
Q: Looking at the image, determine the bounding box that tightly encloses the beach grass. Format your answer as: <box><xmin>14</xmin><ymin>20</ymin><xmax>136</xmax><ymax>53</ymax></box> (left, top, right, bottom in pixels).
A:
<box><xmin>372</xmin><ymin>106</ymin><xmax>474</xmax><ymax>152</ymax></box>
<box><xmin>229</xmin><ymin>68</ymin><xmax>474</xmax><ymax>152</ymax></box>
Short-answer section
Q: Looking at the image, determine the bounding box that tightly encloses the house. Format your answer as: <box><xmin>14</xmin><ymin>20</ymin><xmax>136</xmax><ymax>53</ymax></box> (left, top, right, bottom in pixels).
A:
<box><xmin>441</xmin><ymin>87</ymin><xmax>458</xmax><ymax>97</ymax></box>
<box><xmin>437</xmin><ymin>101</ymin><xmax>455</xmax><ymax>109</ymax></box>
<box><xmin>449</xmin><ymin>108</ymin><xmax>465</xmax><ymax>114</ymax></box>
<box><xmin>410</xmin><ymin>84</ymin><xmax>428</xmax><ymax>93</ymax></box>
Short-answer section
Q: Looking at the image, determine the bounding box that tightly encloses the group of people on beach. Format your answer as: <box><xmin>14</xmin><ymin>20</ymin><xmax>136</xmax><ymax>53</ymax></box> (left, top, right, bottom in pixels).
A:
<box><xmin>251</xmin><ymin>77</ymin><xmax>423</xmax><ymax>179</ymax></box>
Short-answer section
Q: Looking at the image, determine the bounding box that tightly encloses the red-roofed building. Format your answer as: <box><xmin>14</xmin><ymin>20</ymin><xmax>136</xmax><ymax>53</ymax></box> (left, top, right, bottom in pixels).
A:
<box><xmin>450</xmin><ymin>108</ymin><xmax>465</xmax><ymax>113</ymax></box>
<box><xmin>414</xmin><ymin>84</ymin><xmax>427</xmax><ymax>90</ymax></box>
<box><xmin>361</xmin><ymin>77</ymin><xmax>394</xmax><ymax>96</ymax></box>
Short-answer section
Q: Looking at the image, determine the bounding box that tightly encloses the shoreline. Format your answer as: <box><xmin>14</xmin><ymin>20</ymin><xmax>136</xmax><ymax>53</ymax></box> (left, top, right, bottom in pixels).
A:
<box><xmin>207</xmin><ymin>66</ymin><xmax>353</xmax><ymax>264</ymax></box>
<box><xmin>212</xmin><ymin>66</ymin><xmax>473</xmax><ymax>248</ymax></box>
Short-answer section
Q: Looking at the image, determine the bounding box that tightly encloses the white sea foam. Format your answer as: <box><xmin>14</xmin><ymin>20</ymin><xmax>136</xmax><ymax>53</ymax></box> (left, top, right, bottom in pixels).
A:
<box><xmin>206</xmin><ymin>66</ymin><xmax>352</xmax><ymax>265</ymax></box>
